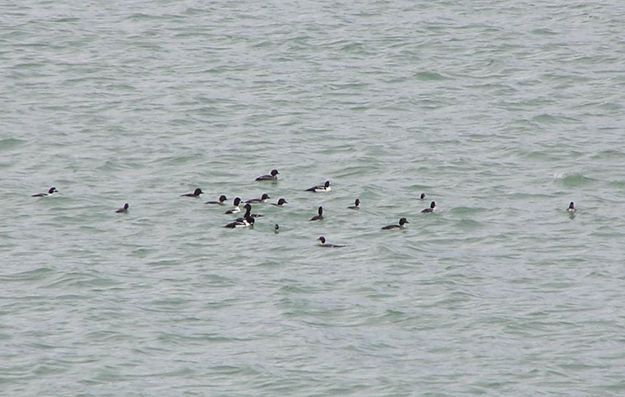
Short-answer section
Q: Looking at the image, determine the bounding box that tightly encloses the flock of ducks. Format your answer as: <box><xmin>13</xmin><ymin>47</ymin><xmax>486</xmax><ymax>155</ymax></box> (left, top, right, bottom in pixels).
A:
<box><xmin>31</xmin><ymin>169</ymin><xmax>578</xmax><ymax>248</ymax></box>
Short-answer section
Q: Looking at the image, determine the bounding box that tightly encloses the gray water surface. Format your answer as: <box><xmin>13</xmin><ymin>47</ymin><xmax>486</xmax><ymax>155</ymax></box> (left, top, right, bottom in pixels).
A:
<box><xmin>2</xmin><ymin>1</ymin><xmax>625</xmax><ymax>395</ymax></box>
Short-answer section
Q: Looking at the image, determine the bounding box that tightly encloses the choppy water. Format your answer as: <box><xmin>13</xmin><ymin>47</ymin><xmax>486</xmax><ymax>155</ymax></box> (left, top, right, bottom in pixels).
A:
<box><xmin>2</xmin><ymin>1</ymin><xmax>625</xmax><ymax>395</ymax></box>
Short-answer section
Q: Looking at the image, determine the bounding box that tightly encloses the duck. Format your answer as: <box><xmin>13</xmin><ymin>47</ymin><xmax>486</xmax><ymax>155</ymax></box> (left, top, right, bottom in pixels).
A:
<box><xmin>274</xmin><ymin>224</ymin><xmax>280</xmax><ymax>234</ymax></box>
<box><xmin>225</xmin><ymin>197</ymin><xmax>242</xmax><ymax>214</ymax></box>
<box><xmin>420</xmin><ymin>193</ymin><xmax>426</xmax><ymax>200</ymax></box>
<box><xmin>348</xmin><ymin>198</ymin><xmax>360</xmax><ymax>210</ymax></box>
<box><xmin>245</xmin><ymin>193</ymin><xmax>270</xmax><ymax>204</ymax></box>
<box><xmin>382</xmin><ymin>217</ymin><xmax>409</xmax><ymax>230</ymax></box>
<box><xmin>567</xmin><ymin>202</ymin><xmax>576</xmax><ymax>214</ymax></box>
<box><xmin>256</xmin><ymin>169</ymin><xmax>279</xmax><ymax>181</ymax></box>
<box><xmin>236</xmin><ymin>204</ymin><xmax>263</xmax><ymax>221</ymax></box>
<box><xmin>205</xmin><ymin>195</ymin><xmax>228</xmax><ymax>205</ymax></box>
<box><xmin>32</xmin><ymin>187</ymin><xmax>58</xmax><ymax>197</ymax></box>
<box><xmin>271</xmin><ymin>198</ymin><xmax>288</xmax><ymax>207</ymax></box>
<box><xmin>224</xmin><ymin>215</ymin><xmax>255</xmax><ymax>229</ymax></box>
<box><xmin>317</xmin><ymin>236</ymin><xmax>345</xmax><ymax>248</ymax></box>
<box><xmin>181</xmin><ymin>188</ymin><xmax>203</xmax><ymax>198</ymax></box>
<box><xmin>115</xmin><ymin>203</ymin><xmax>129</xmax><ymax>213</ymax></box>
<box><xmin>306</xmin><ymin>181</ymin><xmax>331</xmax><ymax>193</ymax></box>
<box><xmin>421</xmin><ymin>201</ymin><xmax>436</xmax><ymax>213</ymax></box>
<box><xmin>309</xmin><ymin>206</ymin><xmax>324</xmax><ymax>221</ymax></box>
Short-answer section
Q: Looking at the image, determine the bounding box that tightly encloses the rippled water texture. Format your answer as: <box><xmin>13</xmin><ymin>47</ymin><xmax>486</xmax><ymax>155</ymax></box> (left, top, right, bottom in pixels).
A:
<box><xmin>2</xmin><ymin>1</ymin><xmax>625</xmax><ymax>395</ymax></box>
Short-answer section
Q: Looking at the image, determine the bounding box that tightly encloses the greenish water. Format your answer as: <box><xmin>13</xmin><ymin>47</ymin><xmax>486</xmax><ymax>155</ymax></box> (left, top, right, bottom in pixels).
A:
<box><xmin>2</xmin><ymin>1</ymin><xmax>625</xmax><ymax>395</ymax></box>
